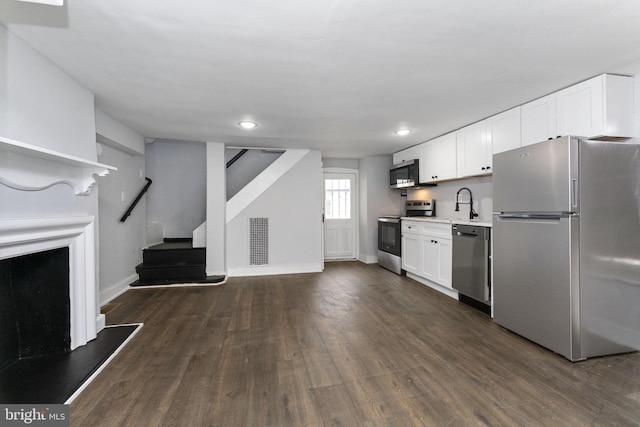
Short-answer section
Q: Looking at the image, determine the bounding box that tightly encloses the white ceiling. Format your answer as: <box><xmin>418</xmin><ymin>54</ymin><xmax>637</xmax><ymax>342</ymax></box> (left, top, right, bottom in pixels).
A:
<box><xmin>2</xmin><ymin>0</ymin><xmax>640</xmax><ymax>158</ymax></box>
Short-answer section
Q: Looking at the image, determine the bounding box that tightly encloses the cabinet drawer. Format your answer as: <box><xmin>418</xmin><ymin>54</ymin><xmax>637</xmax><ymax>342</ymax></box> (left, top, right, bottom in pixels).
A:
<box><xmin>419</xmin><ymin>223</ymin><xmax>451</xmax><ymax>239</ymax></box>
<box><xmin>402</xmin><ymin>221</ymin><xmax>421</xmax><ymax>234</ymax></box>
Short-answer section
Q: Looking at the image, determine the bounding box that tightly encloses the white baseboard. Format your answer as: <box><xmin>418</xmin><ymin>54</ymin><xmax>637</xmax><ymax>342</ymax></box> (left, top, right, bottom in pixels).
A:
<box><xmin>228</xmin><ymin>263</ymin><xmax>323</xmax><ymax>277</ymax></box>
<box><xmin>100</xmin><ymin>273</ymin><xmax>137</xmax><ymax>306</ymax></box>
<box><xmin>406</xmin><ymin>272</ymin><xmax>459</xmax><ymax>300</ymax></box>
<box><xmin>358</xmin><ymin>254</ymin><xmax>378</xmax><ymax>264</ymax></box>
<box><xmin>96</xmin><ymin>314</ymin><xmax>106</xmax><ymax>333</ymax></box>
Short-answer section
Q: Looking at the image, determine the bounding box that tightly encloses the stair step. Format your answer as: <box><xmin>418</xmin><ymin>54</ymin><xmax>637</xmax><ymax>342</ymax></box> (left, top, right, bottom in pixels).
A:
<box><xmin>143</xmin><ymin>248</ymin><xmax>205</xmax><ymax>266</ymax></box>
<box><xmin>142</xmin><ymin>239</ymin><xmax>205</xmax><ymax>265</ymax></box>
<box><xmin>136</xmin><ymin>263</ymin><xmax>206</xmax><ymax>282</ymax></box>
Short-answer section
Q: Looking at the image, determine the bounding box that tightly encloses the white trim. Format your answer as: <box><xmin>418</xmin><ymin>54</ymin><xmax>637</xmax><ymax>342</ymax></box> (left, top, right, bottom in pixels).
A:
<box><xmin>129</xmin><ymin>278</ymin><xmax>227</xmax><ymax>289</ymax></box>
<box><xmin>100</xmin><ymin>273</ymin><xmax>138</xmax><ymax>305</ymax></box>
<box><xmin>406</xmin><ymin>272</ymin><xmax>459</xmax><ymax>300</ymax></box>
<box><xmin>227</xmin><ymin>149</ymin><xmax>310</xmax><ymax>222</ymax></box>
<box><xmin>0</xmin><ymin>135</ymin><xmax>116</xmax><ymax>195</ymax></box>
<box><xmin>358</xmin><ymin>254</ymin><xmax>378</xmax><ymax>264</ymax></box>
<box><xmin>322</xmin><ymin>170</ymin><xmax>359</xmax><ymax>261</ymax></box>
<box><xmin>228</xmin><ymin>263</ymin><xmax>323</xmax><ymax>277</ymax></box>
<box><xmin>96</xmin><ymin>314</ymin><xmax>106</xmax><ymax>332</ymax></box>
<box><xmin>64</xmin><ymin>323</ymin><xmax>143</xmax><ymax>404</ymax></box>
<box><xmin>0</xmin><ymin>216</ymin><xmax>98</xmax><ymax>350</ymax></box>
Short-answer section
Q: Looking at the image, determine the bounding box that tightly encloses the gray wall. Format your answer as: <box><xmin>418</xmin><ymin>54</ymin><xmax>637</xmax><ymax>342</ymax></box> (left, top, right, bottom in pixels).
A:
<box><xmin>97</xmin><ymin>143</ymin><xmax>146</xmax><ymax>303</ymax></box>
<box><xmin>226</xmin><ymin>148</ymin><xmax>283</xmax><ymax>200</ymax></box>
<box><xmin>358</xmin><ymin>155</ymin><xmax>403</xmax><ymax>263</ymax></box>
<box><xmin>145</xmin><ymin>139</ymin><xmax>207</xmax><ymax>238</ymax></box>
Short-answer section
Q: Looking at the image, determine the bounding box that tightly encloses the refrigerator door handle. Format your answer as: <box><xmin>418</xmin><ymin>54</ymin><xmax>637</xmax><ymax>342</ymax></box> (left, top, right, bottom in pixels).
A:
<box><xmin>572</xmin><ymin>179</ymin><xmax>578</xmax><ymax>209</ymax></box>
<box><xmin>495</xmin><ymin>213</ymin><xmax>569</xmax><ymax>223</ymax></box>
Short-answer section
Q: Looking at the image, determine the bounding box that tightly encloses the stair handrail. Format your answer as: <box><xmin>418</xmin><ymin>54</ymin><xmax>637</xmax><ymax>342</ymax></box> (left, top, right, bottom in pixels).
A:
<box><xmin>226</xmin><ymin>148</ymin><xmax>248</xmax><ymax>168</ymax></box>
<box><xmin>120</xmin><ymin>177</ymin><xmax>152</xmax><ymax>222</ymax></box>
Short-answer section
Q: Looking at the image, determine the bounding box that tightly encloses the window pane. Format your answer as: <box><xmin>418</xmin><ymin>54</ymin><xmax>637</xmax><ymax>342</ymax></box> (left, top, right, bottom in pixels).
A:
<box><xmin>325</xmin><ymin>178</ymin><xmax>351</xmax><ymax>219</ymax></box>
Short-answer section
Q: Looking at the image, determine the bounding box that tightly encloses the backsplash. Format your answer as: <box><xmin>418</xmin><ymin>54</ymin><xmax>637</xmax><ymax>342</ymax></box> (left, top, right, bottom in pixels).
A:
<box><xmin>407</xmin><ymin>176</ymin><xmax>493</xmax><ymax>221</ymax></box>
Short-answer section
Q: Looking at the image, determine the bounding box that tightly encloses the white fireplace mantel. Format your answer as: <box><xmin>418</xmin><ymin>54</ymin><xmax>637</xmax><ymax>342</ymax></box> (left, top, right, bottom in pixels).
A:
<box><xmin>0</xmin><ymin>216</ymin><xmax>98</xmax><ymax>350</ymax></box>
<box><xmin>0</xmin><ymin>135</ymin><xmax>117</xmax><ymax>195</ymax></box>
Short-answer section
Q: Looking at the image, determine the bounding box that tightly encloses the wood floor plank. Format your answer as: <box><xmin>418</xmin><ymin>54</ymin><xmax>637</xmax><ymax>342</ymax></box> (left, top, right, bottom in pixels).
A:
<box><xmin>70</xmin><ymin>262</ymin><xmax>640</xmax><ymax>426</ymax></box>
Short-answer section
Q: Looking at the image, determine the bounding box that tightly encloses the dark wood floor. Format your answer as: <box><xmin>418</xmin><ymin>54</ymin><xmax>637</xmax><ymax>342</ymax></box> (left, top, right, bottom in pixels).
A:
<box><xmin>71</xmin><ymin>262</ymin><xmax>640</xmax><ymax>426</ymax></box>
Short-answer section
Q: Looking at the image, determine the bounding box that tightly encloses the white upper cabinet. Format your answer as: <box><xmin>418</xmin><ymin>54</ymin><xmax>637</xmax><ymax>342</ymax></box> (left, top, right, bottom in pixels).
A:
<box><xmin>420</xmin><ymin>132</ymin><xmax>457</xmax><ymax>183</ymax></box>
<box><xmin>488</xmin><ymin>106</ymin><xmax>521</xmax><ymax>155</ymax></box>
<box><xmin>521</xmin><ymin>93</ymin><xmax>557</xmax><ymax>146</ymax></box>
<box><xmin>392</xmin><ymin>145</ymin><xmax>420</xmax><ymax>165</ymax></box>
<box><xmin>457</xmin><ymin>106</ymin><xmax>521</xmax><ymax>178</ymax></box>
<box><xmin>392</xmin><ymin>73</ymin><xmax>632</xmax><ymax>182</ymax></box>
<box><xmin>556</xmin><ymin>74</ymin><xmax>633</xmax><ymax>139</ymax></box>
<box><xmin>456</xmin><ymin>121</ymin><xmax>490</xmax><ymax>178</ymax></box>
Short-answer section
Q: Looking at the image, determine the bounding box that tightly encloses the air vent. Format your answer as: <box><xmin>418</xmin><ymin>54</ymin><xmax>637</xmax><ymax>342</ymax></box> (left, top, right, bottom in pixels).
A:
<box><xmin>249</xmin><ymin>218</ymin><xmax>269</xmax><ymax>265</ymax></box>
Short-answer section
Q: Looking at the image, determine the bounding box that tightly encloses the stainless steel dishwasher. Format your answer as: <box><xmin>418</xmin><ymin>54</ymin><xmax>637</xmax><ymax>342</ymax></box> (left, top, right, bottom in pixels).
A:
<box><xmin>452</xmin><ymin>224</ymin><xmax>491</xmax><ymax>313</ymax></box>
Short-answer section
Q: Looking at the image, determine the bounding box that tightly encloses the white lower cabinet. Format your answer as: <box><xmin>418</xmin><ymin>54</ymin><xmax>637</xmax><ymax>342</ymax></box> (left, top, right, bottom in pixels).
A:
<box><xmin>402</xmin><ymin>220</ymin><xmax>453</xmax><ymax>291</ymax></box>
<box><xmin>401</xmin><ymin>233</ymin><xmax>420</xmax><ymax>275</ymax></box>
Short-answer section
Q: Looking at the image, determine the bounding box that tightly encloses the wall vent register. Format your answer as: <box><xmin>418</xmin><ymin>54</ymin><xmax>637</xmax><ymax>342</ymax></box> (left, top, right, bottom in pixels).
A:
<box><xmin>249</xmin><ymin>218</ymin><xmax>269</xmax><ymax>266</ymax></box>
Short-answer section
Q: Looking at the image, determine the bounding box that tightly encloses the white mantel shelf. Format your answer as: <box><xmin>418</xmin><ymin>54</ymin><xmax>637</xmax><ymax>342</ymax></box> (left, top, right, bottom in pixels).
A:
<box><xmin>0</xmin><ymin>135</ymin><xmax>117</xmax><ymax>195</ymax></box>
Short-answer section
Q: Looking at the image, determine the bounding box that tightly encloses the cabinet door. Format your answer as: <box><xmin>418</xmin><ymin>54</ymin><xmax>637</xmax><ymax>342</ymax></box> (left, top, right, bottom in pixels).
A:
<box><xmin>556</xmin><ymin>75</ymin><xmax>604</xmax><ymax>139</ymax></box>
<box><xmin>393</xmin><ymin>145</ymin><xmax>421</xmax><ymax>165</ymax></box>
<box><xmin>421</xmin><ymin>133</ymin><xmax>457</xmax><ymax>182</ymax></box>
<box><xmin>401</xmin><ymin>234</ymin><xmax>420</xmax><ymax>274</ymax></box>
<box><xmin>436</xmin><ymin>238</ymin><xmax>453</xmax><ymax>289</ymax></box>
<box><xmin>419</xmin><ymin>140</ymin><xmax>437</xmax><ymax>183</ymax></box>
<box><xmin>521</xmin><ymin>94</ymin><xmax>557</xmax><ymax>146</ymax></box>
<box><xmin>420</xmin><ymin>235</ymin><xmax>438</xmax><ymax>282</ymax></box>
<box><xmin>457</xmin><ymin>121</ymin><xmax>489</xmax><ymax>178</ymax></box>
<box><xmin>489</xmin><ymin>106</ymin><xmax>521</xmax><ymax>155</ymax></box>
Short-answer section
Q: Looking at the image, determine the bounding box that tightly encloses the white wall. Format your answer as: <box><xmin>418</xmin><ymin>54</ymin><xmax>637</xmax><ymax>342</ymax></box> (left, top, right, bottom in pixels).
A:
<box><xmin>226</xmin><ymin>150</ymin><xmax>323</xmax><ymax>276</ymax></box>
<box><xmin>408</xmin><ymin>176</ymin><xmax>493</xmax><ymax>221</ymax></box>
<box><xmin>0</xmin><ymin>24</ymin><xmax>102</xmax><ymax>326</ymax></box>
<box><xmin>145</xmin><ymin>139</ymin><xmax>207</xmax><ymax>238</ymax></box>
<box><xmin>206</xmin><ymin>142</ymin><xmax>226</xmax><ymax>276</ymax></box>
<box><xmin>95</xmin><ymin>111</ymin><xmax>146</xmax><ymax>304</ymax></box>
<box><xmin>358</xmin><ymin>155</ymin><xmax>403</xmax><ymax>263</ymax></box>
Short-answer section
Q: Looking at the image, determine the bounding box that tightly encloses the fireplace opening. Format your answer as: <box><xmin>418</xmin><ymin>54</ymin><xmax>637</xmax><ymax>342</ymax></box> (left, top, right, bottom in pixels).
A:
<box><xmin>0</xmin><ymin>247</ymin><xmax>70</xmax><ymax>371</ymax></box>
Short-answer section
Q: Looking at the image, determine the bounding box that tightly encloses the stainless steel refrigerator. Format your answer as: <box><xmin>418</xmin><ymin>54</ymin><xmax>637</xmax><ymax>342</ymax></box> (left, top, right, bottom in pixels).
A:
<box><xmin>493</xmin><ymin>135</ymin><xmax>640</xmax><ymax>361</ymax></box>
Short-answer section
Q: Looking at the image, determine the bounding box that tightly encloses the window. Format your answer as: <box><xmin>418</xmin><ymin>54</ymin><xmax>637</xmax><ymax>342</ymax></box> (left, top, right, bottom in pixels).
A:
<box><xmin>324</xmin><ymin>179</ymin><xmax>351</xmax><ymax>219</ymax></box>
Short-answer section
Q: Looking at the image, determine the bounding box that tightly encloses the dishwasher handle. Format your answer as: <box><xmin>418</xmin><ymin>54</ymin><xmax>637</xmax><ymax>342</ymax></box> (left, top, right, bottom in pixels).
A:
<box><xmin>456</xmin><ymin>231</ymin><xmax>479</xmax><ymax>238</ymax></box>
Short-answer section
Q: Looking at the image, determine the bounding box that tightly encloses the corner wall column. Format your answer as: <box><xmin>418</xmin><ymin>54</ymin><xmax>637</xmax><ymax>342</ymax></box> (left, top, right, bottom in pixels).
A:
<box><xmin>205</xmin><ymin>142</ymin><xmax>226</xmax><ymax>276</ymax></box>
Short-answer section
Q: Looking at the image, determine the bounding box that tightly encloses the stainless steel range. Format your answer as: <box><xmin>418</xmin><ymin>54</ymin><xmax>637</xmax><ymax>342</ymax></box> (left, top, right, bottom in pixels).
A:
<box><xmin>378</xmin><ymin>199</ymin><xmax>435</xmax><ymax>274</ymax></box>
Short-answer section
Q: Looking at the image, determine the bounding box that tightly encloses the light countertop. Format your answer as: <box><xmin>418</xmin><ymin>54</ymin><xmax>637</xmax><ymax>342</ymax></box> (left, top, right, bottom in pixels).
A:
<box><xmin>401</xmin><ymin>216</ymin><xmax>493</xmax><ymax>228</ymax></box>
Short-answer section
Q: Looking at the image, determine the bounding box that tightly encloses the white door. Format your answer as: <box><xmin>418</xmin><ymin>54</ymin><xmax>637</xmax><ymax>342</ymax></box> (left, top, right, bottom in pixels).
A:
<box><xmin>323</xmin><ymin>173</ymin><xmax>356</xmax><ymax>260</ymax></box>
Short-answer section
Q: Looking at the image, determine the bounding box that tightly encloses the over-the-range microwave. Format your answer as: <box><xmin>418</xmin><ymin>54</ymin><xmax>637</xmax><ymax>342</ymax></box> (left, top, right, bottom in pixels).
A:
<box><xmin>390</xmin><ymin>159</ymin><xmax>419</xmax><ymax>188</ymax></box>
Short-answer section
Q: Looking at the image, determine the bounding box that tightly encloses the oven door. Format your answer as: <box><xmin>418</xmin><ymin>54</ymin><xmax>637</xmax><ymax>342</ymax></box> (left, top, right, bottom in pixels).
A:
<box><xmin>378</xmin><ymin>218</ymin><xmax>401</xmax><ymax>256</ymax></box>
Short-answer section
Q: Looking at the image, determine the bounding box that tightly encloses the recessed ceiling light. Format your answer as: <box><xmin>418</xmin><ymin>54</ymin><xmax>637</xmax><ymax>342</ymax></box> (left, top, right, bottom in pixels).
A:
<box><xmin>238</xmin><ymin>121</ymin><xmax>257</xmax><ymax>129</ymax></box>
<box><xmin>395</xmin><ymin>129</ymin><xmax>411</xmax><ymax>136</ymax></box>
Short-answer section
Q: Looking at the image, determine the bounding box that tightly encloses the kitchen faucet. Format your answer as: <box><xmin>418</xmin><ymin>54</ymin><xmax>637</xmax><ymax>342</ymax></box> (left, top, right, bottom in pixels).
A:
<box><xmin>455</xmin><ymin>187</ymin><xmax>478</xmax><ymax>220</ymax></box>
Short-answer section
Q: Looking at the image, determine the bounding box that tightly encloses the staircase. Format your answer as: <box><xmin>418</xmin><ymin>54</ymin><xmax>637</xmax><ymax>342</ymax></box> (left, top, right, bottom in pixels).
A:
<box><xmin>132</xmin><ymin>238</ymin><xmax>223</xmax><ymax>286</ymax></box>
